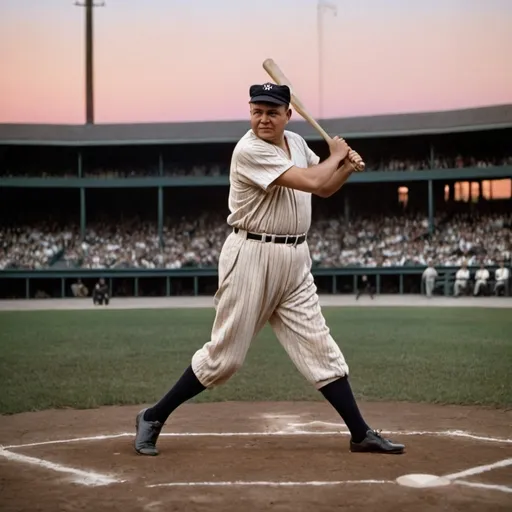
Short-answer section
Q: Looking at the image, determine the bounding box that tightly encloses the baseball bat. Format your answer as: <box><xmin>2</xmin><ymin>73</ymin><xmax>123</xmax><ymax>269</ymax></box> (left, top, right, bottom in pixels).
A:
<box><xmin>262</xmin><ymin>58</ymin><xmax>365</xmax><ymax>171</ymax></box>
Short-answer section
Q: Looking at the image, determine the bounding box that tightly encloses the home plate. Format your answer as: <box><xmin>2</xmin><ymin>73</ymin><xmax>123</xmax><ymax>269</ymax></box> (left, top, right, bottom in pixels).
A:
<box><xmin>396</xmin><ymin>474</ymin><xmax>451</xmax><ymax>488</ymax></box>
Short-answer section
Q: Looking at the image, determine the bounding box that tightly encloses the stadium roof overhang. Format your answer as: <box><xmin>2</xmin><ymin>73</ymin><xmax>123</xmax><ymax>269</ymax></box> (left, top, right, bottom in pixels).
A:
<box><xmin>0</xmin><ymin>104</ymin><xmax>511</xmax><ymax>146</ymax></box>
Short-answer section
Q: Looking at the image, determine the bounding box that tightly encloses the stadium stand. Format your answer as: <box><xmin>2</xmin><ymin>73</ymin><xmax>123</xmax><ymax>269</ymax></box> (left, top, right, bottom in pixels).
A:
<box><xmin>0</xmin><ymin>105</ymin><xmax>511</xmax><ymax>298</ymax></box>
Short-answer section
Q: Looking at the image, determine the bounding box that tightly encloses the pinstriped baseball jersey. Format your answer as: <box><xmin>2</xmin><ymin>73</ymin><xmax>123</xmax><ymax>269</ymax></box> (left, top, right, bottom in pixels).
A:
<box><xmin>227</xmin><ymin>129</ymin><xmax>320</xmax><ymax>235</ymax></box>
<box><xmin>191</xmin><ymin>128</ymin><xmax>349</xmax><ymax>390</ymax></box>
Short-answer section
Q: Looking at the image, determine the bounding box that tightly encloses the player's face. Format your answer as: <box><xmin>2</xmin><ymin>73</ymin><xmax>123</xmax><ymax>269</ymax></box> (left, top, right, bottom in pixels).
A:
<box><xmin>249</xmin><ymin>103</ymin><xmax>291</xmax><ymax>143</ymax></box>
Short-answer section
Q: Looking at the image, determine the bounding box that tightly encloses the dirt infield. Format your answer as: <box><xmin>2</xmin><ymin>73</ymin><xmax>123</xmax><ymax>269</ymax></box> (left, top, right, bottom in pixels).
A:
<box><xmin>1</xmin><ymin>296</ymin><xmax>511</xmax><ymax>511</ymax></box>
<box><xmin>1</xmin><ymin>402</ymin><xmax>511</xmax><ymax>512</ymax></box>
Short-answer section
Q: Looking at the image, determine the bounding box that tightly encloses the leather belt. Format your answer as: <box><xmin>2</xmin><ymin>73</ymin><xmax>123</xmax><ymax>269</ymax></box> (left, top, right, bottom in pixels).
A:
<box><xmin>234</xmin><ymin>228</ymin><xmax>306</xmax><ymax>246</ymax></box>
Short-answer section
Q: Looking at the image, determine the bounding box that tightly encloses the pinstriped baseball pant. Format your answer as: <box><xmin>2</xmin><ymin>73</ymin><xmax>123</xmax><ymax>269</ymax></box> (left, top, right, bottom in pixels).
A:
<box><xmin>191</xmin><ymin>230</ymin><xmax>349</xmax><ymax>389</ymax></box>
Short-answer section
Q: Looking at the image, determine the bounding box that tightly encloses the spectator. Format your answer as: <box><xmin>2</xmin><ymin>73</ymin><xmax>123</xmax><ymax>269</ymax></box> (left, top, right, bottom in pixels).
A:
<box><xmin>0</xmin><ymin>213</ymin><xmax>510</xmax><ymax>270</ymax></box>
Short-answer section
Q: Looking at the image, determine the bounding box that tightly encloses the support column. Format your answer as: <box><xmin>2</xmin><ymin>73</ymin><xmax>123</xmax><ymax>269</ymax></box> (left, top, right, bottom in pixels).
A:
<box><xmin>158</xmin><ymin>187</ymin><xmax>164</xmax><ymax>247</ymax></box>
<box><xmin>80</xmin><ymin>188</ymin><xmax>86</xmax><ymax>240</ymax></box>
<box><xmin>159</xmin><ymin>152</ymin><xmax>163</xmax><ymax>176</ymax></box>
<box><xmin>428</xmin><ymin>179</ymin><xmax>434</xmax><ymax>234</ymax></box>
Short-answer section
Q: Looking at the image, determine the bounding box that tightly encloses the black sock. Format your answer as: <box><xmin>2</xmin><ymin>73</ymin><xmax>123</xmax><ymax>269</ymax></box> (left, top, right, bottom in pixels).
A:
<box><xmin>144</xmin><ymin>365</ymin><xmax>206</xmax><ymax>424</ymax></box>
<box><xmin>320</xmin><ymin>376</ymin><xmax>370</xmax><ymax>443</ymax></box>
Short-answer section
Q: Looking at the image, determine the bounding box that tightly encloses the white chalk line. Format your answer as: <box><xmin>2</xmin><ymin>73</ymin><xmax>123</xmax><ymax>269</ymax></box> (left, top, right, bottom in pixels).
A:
<box><xmin>3</xmin><ymin>429</ymin><xmax>511</xmax><ymax>451</ymax></box>
<box><xmin>284</xmin><ymin>422</ymin><xmax>512</xmax><ymax>444</ymax></box>
<box><xmin>0</xmin><ymin>448</ymin><xmax>123</xmax><ymax>486</ymax></box>
<box><xmin>444</xmin><ymin>458</ymin><xmax>512</xmax><ymax>481</ymax></box>
<box><xmin>3</xmin><ymin>423</ymin><xmax>511</xmax><ymax>494</ymax></box>
<box><xmin>260</xmin><ymin>414</ymin><xmax>303</xmax><ymax>419</ymax></box>
<box><xmin>2</xmin><ymin>433</ymin><xmax>133</xmax><ymax>450</ymax></box>
<box><xmin>454</xmin><ymin>481</ymin><xmax>512</xmax><ymax>494</ymax></box>
<box><xmin>147</xmin><ymin>479</ymin><xmax>393</xmax><ymax>488</ymax></box>
<box><xmin>287</xmin><ymin>421</ymin><xmax>347</xmax><ymax>429</ymax></box>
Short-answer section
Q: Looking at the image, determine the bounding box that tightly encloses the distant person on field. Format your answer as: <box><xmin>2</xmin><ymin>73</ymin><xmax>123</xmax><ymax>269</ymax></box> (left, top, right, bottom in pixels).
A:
<box><xmin>93</xmin><ymin>278</ymin><xmax>109</xmax><ymax>305</ymax></box>
<box><xmin>494</xmin><ymin>262</ymin><xmax>510</xmax><ymax>296</ymax></box>
<box><xmin>356</xmin><ymin>274</ymin><xmax>374</xmax><ymax>300</ymax></box>
<box><xmin>454</xmin><ymin>262</ymin><xmax>470</xmax><ymax>297</ymax></box>
<box><xmin>422</xmin><ymin>261</ymin><xmax>438</xmax><ymax>298</ymax></box>
<box><xmin>473</xmin><ymin>263</ymin><xmax>489</xmax><ymax>296</ymax></box>
<box><xmin>71</xmin><ymin>279</ymin><xmax>88</xmax><ymax>297</ymax></box>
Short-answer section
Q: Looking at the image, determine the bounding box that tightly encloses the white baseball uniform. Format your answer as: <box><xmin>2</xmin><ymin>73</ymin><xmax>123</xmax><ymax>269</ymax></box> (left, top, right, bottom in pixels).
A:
<box><xmin>495</xmin><ymin>267</ymin><xmax>509</xmax><ymax>293</ymax></box>
<box><xmin>454</xmin><ymin>268</ymin><xmax>470</xmax><ymax>296</ymax></box>
<box><xmin>422</xmin><ymin>266</ymin><xmax>438</xmax><ymax>297</ymax></box>
<box><xmin>191</xmin><ymin>129</ymin><xmax>349</xmax><ymax>389</ymax></box>
<box><xmin>473</xmin><ymin>268</ymin><xmax>489</xmax><ymax>295</ymax></box>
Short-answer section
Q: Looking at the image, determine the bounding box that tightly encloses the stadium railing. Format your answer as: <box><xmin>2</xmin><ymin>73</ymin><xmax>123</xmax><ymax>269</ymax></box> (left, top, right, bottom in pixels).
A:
<box><xmin>0</xmin><ymin>266</ymin><xmax>509</xmax><ymax>299</ymax></box>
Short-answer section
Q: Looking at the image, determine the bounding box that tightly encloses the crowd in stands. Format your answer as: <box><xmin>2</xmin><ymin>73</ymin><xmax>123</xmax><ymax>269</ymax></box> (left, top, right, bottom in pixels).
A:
<box><xmin>1</xmin><ymin>212</ymin><xmax>510</xmax><ymax>271</ymax></box>
<box><xmin>2</xmin><ymin>154</ymin><xmax>511</xmax><ymax>178</ymax></box>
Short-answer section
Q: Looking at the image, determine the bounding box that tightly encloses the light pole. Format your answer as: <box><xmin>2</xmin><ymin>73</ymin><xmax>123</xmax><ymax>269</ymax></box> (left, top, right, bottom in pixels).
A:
<box><xmin>74</xmin><ymin>0</ymin><xmax>105</xmax><ymax>125</ymax></box>
<box><xmin>317</xmin><ymin>0</ymin><xmax>337</xmax><ymax>120</ymax></box>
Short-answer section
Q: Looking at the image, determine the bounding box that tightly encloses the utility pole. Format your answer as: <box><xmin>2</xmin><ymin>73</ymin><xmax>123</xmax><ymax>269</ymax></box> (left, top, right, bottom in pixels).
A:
<box><xmin>74</xmin><ymin>0</ymin><xmax>105</xmax><ymax>125</ymax></box>
<box><xmin>317</xmin><ymin>0</ymin><xmax>337</xmax><ymax>120</ymax></box>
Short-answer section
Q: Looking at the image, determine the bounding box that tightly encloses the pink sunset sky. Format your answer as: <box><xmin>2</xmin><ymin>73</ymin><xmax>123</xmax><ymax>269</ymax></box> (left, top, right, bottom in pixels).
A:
<box><xmin>1</xmin><ymin>0</ymin><xmax>511</xmax><ymax>124</ymax></box>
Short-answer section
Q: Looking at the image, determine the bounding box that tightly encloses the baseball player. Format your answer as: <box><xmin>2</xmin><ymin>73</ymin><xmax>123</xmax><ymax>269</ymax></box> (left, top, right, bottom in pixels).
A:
<box><xmin>494</xmin><ymin>262</ymin><xmax>510</xmax><ymax>296</ymax></box>
<box><xmin>134</xmin><ymin>83</ymin><xmax>405</xmax><ymax>456</ymax></box>
<box><xmin>422</xmin><ymin>261</ymin><xmax>438</xmax><ymax>298</ymax></box>
<box><xmin>92</xmin><ymin>278</ymin><xmax>109</xmax><ymax>305</ymax></box>
<box><xmin>355</xmin><ymin>274</ymin><xmax>374</xmax><ymax>300</ymax></box>
<box><xmin>473</xmin><ymin>263</ymin><xmax>490</xmax><ymax>296</ymax></box>
<box><xmin>454</xmin><ymin>262</ymin><xmax>470</xmax><ymax>296</ymax></box>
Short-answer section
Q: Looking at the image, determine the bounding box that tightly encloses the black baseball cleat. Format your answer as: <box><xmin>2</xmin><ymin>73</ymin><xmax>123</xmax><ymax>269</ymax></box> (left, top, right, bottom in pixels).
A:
<box><xmin>350</xmin><ymin>429</ymin><xmax>405</xmax><ymax>454</ymax></box>
<box><xmin>134</xmin><ymin>408</ymin><xmax>163</xmax><ymax>456</ymax></box>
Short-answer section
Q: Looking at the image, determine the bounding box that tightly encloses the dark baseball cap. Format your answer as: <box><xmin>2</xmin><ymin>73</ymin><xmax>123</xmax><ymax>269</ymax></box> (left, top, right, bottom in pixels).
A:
<box><xmin>249</xmin><ymin>83</ymin><xmax>291</xmax><ymax>106</ymax></box>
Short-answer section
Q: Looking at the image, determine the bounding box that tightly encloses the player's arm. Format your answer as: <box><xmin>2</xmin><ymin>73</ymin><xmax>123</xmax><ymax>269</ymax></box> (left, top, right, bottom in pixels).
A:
<box><xmin>316</xmin><ymin>149</ymin><xmax>364</xmax><ymax>197</ymax></box>
<box><xmin>273</xmin><ymin>136</ymin><xmax>350</xmax><ymax>197</ymax></box>
<box><xmin>236</xmin><ymin>136</ymin><xmax>348</xmax><ymax>196</ymax></box>
<box><xmin>273</xmin><ymin>154</ymin><xmax>345</xmax><ymax>196</ymax></box>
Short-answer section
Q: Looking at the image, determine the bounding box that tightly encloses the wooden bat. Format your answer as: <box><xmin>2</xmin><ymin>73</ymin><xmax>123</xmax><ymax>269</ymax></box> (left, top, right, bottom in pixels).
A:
<box><xmin>262</xmin><ymin>58</ymin><xmax>365</xmax><ymax>171</ymax></box>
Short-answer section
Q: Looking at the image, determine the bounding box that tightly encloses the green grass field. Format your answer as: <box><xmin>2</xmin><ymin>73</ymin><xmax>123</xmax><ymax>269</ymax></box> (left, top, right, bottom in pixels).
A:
<box><xmin>0</xmin><ymin>307</ymin><xmax>511</xmax><ymax>414</ymax></box>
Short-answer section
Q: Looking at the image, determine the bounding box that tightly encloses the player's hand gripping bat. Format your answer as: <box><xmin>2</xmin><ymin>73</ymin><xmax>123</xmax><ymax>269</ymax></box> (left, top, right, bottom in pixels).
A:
<box><xmin>262</xmin><ymin>58</ymin><xmax>365</xmax><ymax>171</ymax></box>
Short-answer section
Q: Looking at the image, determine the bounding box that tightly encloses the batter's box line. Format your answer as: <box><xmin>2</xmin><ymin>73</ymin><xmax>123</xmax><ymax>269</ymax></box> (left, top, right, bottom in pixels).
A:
<box><xmin>280</xmin><ymin>422</ymin><xmax>512</xmax><ymax>445</ymax></box>
<box><xmin>2</xmin><ymin>435</ymin><xmax>511</xmax><ymax>494</ymax></box>
<box><xmin>0</xmin><ymin>447</ymin><xmax>124</xmax><ymax>487</ymax></box>
<box><xmin>147</xmin><ymin>458</ymin><xmax>512</xmax><ymax>494</ymax></box>
<box><xmin>147</xmin><ymin>479</ymin><xmax>393</xmax><ymax>488</ymax></box>
<box><xmin>145</xmin><ymin>480</ymin><xmax>512</xmax><ymax>494</ymax></box>
<box><xmin>2</xmin><ymin>429</ymin><xmax>512</xmax><ymax>451</ymax></box>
